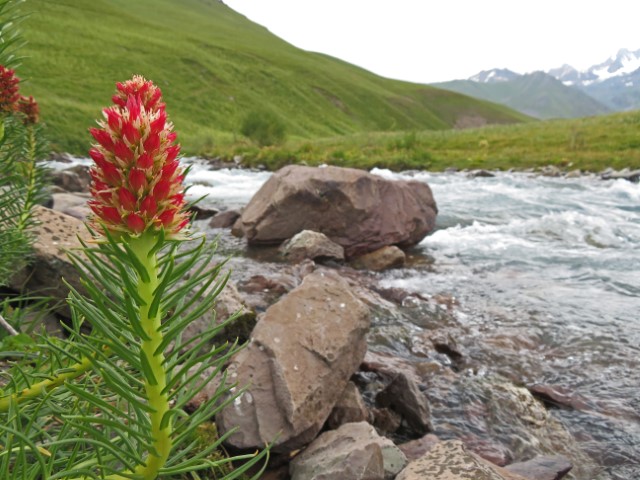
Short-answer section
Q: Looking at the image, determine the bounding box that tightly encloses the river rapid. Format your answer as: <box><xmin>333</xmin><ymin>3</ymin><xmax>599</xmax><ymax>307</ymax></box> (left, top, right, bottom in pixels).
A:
<box><xmin>49</xmin><ymin>157</ymin><xmax>639</xmax><ymax>478</ymax></box>
<box><xmin>185</xmin><ymin>162</ymin><xmax>640</xmax><ymax>480</ymax></box>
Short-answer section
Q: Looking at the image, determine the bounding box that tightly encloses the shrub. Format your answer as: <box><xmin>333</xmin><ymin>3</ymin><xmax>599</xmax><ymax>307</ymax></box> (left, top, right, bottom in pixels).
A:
<box><xmin>240</xmin><ymin>109</ymin><xmax>286</xmax><ymax>146</ymax></box>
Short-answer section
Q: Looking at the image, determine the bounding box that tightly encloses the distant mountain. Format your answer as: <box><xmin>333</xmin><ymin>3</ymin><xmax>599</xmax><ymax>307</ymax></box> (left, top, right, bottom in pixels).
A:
<box><xmin>547</xmin><ymin>48</ymin><xmax>640</xmax><ymax>110</ymax></box>
<box><xmin>433</xmin><ymin>71</ymin><xmax>611</xmax><ymax>119</ymax></box>
<box><xmin>469</xmin><ymin>68</ymin><xmax>520</xmax><ymax>83</ymax></box>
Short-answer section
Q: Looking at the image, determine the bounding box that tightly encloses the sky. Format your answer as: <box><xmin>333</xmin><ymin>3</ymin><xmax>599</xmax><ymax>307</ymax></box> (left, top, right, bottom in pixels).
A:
<box><xmin>223</xmin><ymin>0</ymin><xmax>640</xmax><ymax>84</ymax></box>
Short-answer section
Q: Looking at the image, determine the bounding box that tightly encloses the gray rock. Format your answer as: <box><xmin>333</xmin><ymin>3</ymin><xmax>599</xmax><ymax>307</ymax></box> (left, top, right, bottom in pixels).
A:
<box><xmin>376</xmin><ymin>372</ymin><xmax>432</xmax><ymax>435</ymax></box>
<box><xmin>208</xmin><ymin>209</ymin><xmax>241</xmax><ymax>229</ymax></box>
<box><xmin>290</xmin><ymin>422</ymin><xmax>407</xmax><ymax>480</ymax></box>
<box><xmin>326</xmin><ymin>381</ymin><xmax>370</xmax><ymax>429</ymax></box>
<box><xmin>351</xmin><ymin>245</ymin><xmax>406</xmax><ymax>271</ymax></box>
<box><xmin>396</xmin><ymin>440</ymin><xmax>529</xmax><ymax>480</ymax></box>
<box><xmin>216</xmin><ymin>270</ymin><xmax>371</xmax><ymax>452</ymax></box>
<box><xmin>234</xmin><ymin>165</ymin><xmax>437</xmax><ymax>257</ymax></box>
<box><xmin>9</xmin><ymin>206</ymin><xmax>89</xmax><ymax>316</ymax></box>
<box><xmin>280</xmin><ymin>229</ymin><xmax>345</xmax><ymax>264</ymax></box>
<box><xmin>505</xmin><ymin>455</ymin><xmax>573</xmax><ymax>480</ymax></box>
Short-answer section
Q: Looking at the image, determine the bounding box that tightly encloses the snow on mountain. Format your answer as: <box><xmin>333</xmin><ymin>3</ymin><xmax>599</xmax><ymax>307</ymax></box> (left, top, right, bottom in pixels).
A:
<box><xmin>469</xmin><ymin>68</ymin><xmax>519</xmax><ymax>83</ymax></box>
<box><xmin>549</xmin><ymin>48</ymin><xmax>640</xmax><ymax>86</ymax></box>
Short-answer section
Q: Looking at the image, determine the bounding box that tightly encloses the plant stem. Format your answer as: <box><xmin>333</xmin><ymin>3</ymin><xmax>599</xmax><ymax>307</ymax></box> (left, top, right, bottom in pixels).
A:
<box><xmin>128</xmin><ymin>231</ymin><xmax>172</xmax><ymax>478</ymax></box>
<box><xmin>0</xmin><ymin>355</ymin><xmax>93</xmax><ymax>412</ymax></box>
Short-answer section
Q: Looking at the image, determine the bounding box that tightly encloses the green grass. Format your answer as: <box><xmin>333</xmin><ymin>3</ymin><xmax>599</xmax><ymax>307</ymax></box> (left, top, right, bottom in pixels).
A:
<box><xmin>17</xmin><ymin>0</ymin><xmax>527</xmax><ymax>155</ymax></box>
<box><xmin>211</xmin><ymin>110</ymin><xmax>640</xmax><ymax>172</ymax></box>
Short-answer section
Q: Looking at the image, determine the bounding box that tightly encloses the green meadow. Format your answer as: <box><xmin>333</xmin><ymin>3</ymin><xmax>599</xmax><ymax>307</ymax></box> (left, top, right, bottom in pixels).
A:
<box><xmin>16</xmin><ymin>0</ymin><xmax>640</xmax><ymax>172</ymax></box>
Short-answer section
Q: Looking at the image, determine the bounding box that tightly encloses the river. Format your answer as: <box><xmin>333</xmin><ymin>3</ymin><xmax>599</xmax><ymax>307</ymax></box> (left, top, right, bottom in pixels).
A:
<box><xmin>186</xmin><ymin>161</ymin><xmax>640</xmax><ymax>480</ymax></box>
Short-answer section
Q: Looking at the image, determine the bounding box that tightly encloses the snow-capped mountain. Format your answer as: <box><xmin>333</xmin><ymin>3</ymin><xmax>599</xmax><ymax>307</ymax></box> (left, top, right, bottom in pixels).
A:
<box><xmin>468</xmin><ymin>68</ymin><xmax>520</xmax><ymax>83</ymax></box>
<box><xmin>549</xmin><ymin>48</ymin><xmax>640</xmax><ymax>87</ymax></box>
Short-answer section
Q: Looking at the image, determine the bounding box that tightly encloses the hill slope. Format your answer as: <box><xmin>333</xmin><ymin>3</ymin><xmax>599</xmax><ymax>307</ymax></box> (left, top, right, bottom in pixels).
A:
<box><xmin>433</xmin><ymin>71</ymin><xmax>611</xmax><ymax>119</ymax></box>
<box><xmin>17</xmin><ymin>0</ymin><xmax>528</xmax><ymax>154</ymax></box>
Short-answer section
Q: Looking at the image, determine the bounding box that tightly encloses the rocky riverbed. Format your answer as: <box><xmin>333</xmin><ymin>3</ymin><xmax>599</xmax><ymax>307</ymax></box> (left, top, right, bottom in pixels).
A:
<box><xmin>8</xmin><ymin>158</ymin><xmax>640</xmax><ymax>479</ymax></box>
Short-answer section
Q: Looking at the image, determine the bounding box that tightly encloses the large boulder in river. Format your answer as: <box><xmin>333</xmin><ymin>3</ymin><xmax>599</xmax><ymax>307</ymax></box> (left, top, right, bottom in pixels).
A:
<box><xmin>216</xmin><ymin>270</ymin><xmax>371</xmax><ymax>452</ymax></box>
<box><xmin>234</xmin><ymin>165</ymin><xmax>437</xmax><ymax>257</ymax></box>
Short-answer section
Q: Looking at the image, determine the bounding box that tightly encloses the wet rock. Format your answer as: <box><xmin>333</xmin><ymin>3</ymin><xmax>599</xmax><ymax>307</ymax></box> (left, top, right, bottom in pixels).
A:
<box><xmin>326</xmin><ymin>381</ymin><xmax>370</xmax><ymax>429</ymax></box>
<box><xmin>505</xmin><ymin>455</ymin><xmax>573</xmax><ymax>480</ymax></box>
<box><xmin>468</xmin><ymin>169</ymin><xmax>495</xmax><ymax>178</ymax></box>
<box><xmin>51</xmin><ymin>192</ymin><xmax>91</xmax><ymax>220</ymax></box>
<box><xmin>289</xmin><ymin>422</ymin><xmax>407</xmax><ymax>480</ymax></box>
<box><xmin>371</xmin><ymin>407</ymin><xmax>403</xmax><ymax>435</ymax></box>
<box><xmin>234</xmin><ymin>164</ymin><xmax>437</xmax><ymax>257</ymax></box>
<box><xmin>601</xmin><ymin>167</ymin><xmax>640</xmax><ymax>182</ymax></box>
<box><xmin>396</xmin><ymin>440</ymin><xmax>529</xmax><ymax>480</ymax></box>
<box><xmin>564</xmin><ymin>169</ymin><xmax>582</xmax><ymax>178</ymax></box>
<box><xmin>398</xmin><ymin>433</ymin><xmax>440</xmax><ymax>462</ymax></box>
<box><xmin>539</xmin><ymin>165</ymin><xmax>562</xmax><ymax>177</ymax></box>
<box><xmin>376</xmin><ymin>372</ymin><xmax>432</xmax><ymax>435</ymax></box>
<box><xmin>528</xmin><ymin>384</ymin><xmax>590</xmax><ymax>411</ymax></box>
<box><xmin>351</xmin><ymin>245</ymin><xmax>406</xmax><ymax>271</ymax></box>
<box><xmin>189</xmin><ymin>204</ymin><xmax>219</xmax><ymax>220</ymax></box>
<box><xmin>208</xmin><ymin>209</ymin><xmax>241</xmax><ymax>229</ymax></box>
<box><xmin>460</xmin><ymin>433</ymin><xmax>513</xmax><ymax>466</ymax></box>
<box><xmin>279</xmin><ymin>229</ymin><xmax>345</xmax><ymax>264</ymax></box>
<box><xmin>9</xmin><ymin>206</ymin><xmax>89</xmax><ymax>316</ymax></box>
<box><xmin>50</xmin><ymin>164</ymin><xmax>91</xmax><ymax>192</ymax></box>
<box><xmin>216</xmin><ymin>270</ymin><xmax>371</xmax><ymax>452</ymax></box>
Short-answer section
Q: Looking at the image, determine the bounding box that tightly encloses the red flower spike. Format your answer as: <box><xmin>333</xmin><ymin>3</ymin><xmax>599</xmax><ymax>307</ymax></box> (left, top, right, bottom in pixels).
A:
<box><xmin>140</xmin><ymin>196</ymin><xmax>157</xmax><ymax>217</ymax></box>
<box><xmin>158</xmin><ymin>209</ymin><xmax>176</xmax><ymax>227</ymax></box>
<box><xmin>143</xmin><ymin>133</ymin><xmax>160</xmax><ymax>154</ymax></box>
<box><xmin>89</xmin><ymin>75</ymin><xmax>188</xmax><ymax>236</ymax></box>
<box><xmin>121</xmin><ymin>120</ymin><xmax>140</xmax><ymax>144</ymax></box>
<box><xmin>104</xmin><ymin>108</ymin><xmax>121</xmax><ymax>132</ymax></box>
<box><xmin>165</xmin><ymin>145</ymin><xmax>180</xmax><ymax>163</ymax></box>
<box><xmin>137</xmin><ymin>152</ymin><xmax>154</xmax><ymax>169</ymax></box>
<box><xmin>17</xmin><ymin>95</ymin><xmax>39</xmax><ymax>125</ymax></box>
<box><xmin>90</xmin><ymin>128</ymin><xmax>114</xmax><ymax>150</ymax></box>
<box><xmin>114</xmin><ymin>140</ymin><xmax>134</xmax><ymax>163</ymax></box>
<box><xmin>118</xmin><ymin>187</ymin><xmax>137</xmax><ymax>211</ymax></box>
<box><xmin>152</xmin><ymin>180</ymin><xmax>171</xmax><ymax>201</ymax></box>
<box><xmin>0</xmin><ymin>66</ymin><xmax>21</xmax><ymax>113</ymax></box>
<box><xmin>128</xmin><ymin>168</ymin><xmax>147</xmax><ymax>194</ymax></box>
<box><xmin>126</xmin><ymin>213</ymin><xmax>146</xmax><ymax>234</ymax></box>
<box><xmin>101</xmin><ymin>206</ymin><xmax>121</xmax><ymax>224</ymax></box>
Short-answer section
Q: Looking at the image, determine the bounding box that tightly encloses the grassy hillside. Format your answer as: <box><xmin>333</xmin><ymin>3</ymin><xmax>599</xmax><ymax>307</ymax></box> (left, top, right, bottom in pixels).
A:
<box><xmin>215</xmin><ymin>110</ymin><xmax>640</xmax><ymax>172</ymax></box>
<box><xmin>434</xmin><ymin>72</ymin><xmax>611</xmax><ymax>119</ymax></box>
<box><xmin>17</xmin><ymin>0</ymin><xmax>528</xmax><ymax>155</ymax></box>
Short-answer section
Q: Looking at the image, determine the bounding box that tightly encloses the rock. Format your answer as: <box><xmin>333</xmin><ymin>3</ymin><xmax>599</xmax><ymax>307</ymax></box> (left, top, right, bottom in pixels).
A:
<box><xmin>460</xmin><ymin>434</ymin><xmax>513</xmax><ymax>466</ymax></box>
<box><xmin>371</xmin><ymin>407</ymin><xmax>403</xmax><ymax>435</ymax></box>
<box><xmin>527</xmin><ymin>384</ymin><xmax>590</xmax><ymax>411</ymax></box>
<box><xmin>189</xmin><ymin>204</ymin><xmax>219</xmax><ymax>220</ymax></box>
<box><xmin>396</xmin><ymin>440</ymin><xmax>529</xmax><ymax>480</ymax></box>
<box><xmin>234</xmin><ymin>165</ymin><xmax>437</xmax><ymax>257</ymax></box>
<box><xmin>216</xmin><ymin>270</ymin><xmax>371</xmax><ymax>452</ymax></box>
<box><xmin>280</xmin><ymin>230</ymin><xmax>345</xmax><ymax>264</ymax></box>
<box><xmin>289</xmin><ymin>422</ymin><xmax>407</xmax><ymax>480</ymax></box>
<box><xmin>398</xmin><ymin>434</ymin><xmax>440</xmax><ymax>462</ymax></box>
<box><xmin>51</xmin><ymin>192</ymin><xmax>91</xmax><ymax>220</ymax></box>
<box><xmin>540</xmin><ymin>165</ymin><xmax>562</xmax><ymax>177</ymax></box>
<box><xmin>351</xmin><ymin>246</ymin><xmax>406</xmax><ymax>271</ymax></box>
<box><xmin>208</xmin><ymin>209</ymin><xmax>241</xmax><ymax>229</ymax></box>
<box><xmin>505</xmin><ymin>455</ymin><xmax>573</xmax><ymax>480</ymax></box>
<box><xmin>9</xmin><ymin>206</ymin><xmax>89</xmax><ymax>316</ymax></box>
<box><xmin>326</xmin><ymin>381</ymin><xmax>370</xmax><ymax>430</ymax></box>
<box><xmin>179</xmin><ymin>281</ymin><xmax>256</xmax><ymax>350</ymax></box>
<box><xmin>50</xmin><ymin>164</ymin><xmax>91</xmax><ymax>192</ymax></box>
<box><xmin>468</xmin><ymin>169</ymin><xmax>495</xmax><ymax>178</ymax></box>
<box><xmin>564</xmin><ymin>169</ymin><xmax>582</xmax><ymax>178</ymax></box>
<box><xmin>376</xmin><ymin>372</ymin><xmax>432</xmax><ymax>435</ymax></box>
<box><xmin>600</xmin><ymin>168</ymin><xmax>640</xmax><ymax>182</ymax></box>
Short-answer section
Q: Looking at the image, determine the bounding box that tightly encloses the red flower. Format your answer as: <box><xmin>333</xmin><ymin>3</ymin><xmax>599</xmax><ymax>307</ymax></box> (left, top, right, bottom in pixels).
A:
<box><xmin>17</xmin><ymin>95</ymin><xmax>39</xmax><ymax>124</ymax></box>
<box><xmin>88</xmin><ymin>76</ymin><xmax>189</xmax><ymax>237</ymax></box>
<box><xmin>0</xmin><ymin>66</ymin><xmax>20</xmax><ymax>114</ymax></box>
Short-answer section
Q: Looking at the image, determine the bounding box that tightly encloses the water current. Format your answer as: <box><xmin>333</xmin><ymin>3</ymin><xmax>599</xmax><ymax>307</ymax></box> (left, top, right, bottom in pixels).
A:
<box><xmin>52</xmin><ymin>158</ymin><xmax>640</xmax><ymax>478</ymax></box>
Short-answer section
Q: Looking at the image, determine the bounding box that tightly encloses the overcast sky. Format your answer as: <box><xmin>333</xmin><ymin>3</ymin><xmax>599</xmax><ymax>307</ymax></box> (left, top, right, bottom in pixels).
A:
<box><xmin>223</xmin><ymin>0</ymin><xmax>640</xmax><ymax>83</ymax></box>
